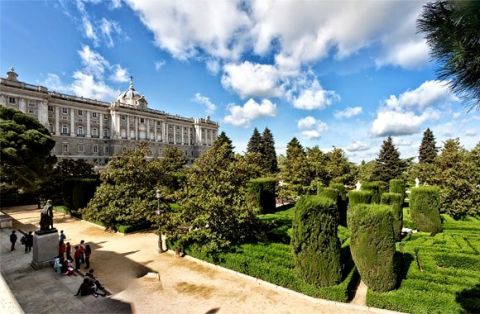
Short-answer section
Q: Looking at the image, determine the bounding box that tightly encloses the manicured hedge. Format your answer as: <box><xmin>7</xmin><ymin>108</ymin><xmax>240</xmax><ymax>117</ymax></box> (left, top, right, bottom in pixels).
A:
<box><xmin>348</xmin><ymin>190</ymin><xmax>373</xmax><ymax>207</ymax></box>
<box><xmin>116</xmin><ymin>222</ymin><xmax>151</xmax><ymax>234</ymax></box>
<box><xmin>381</xmin><ymin>193</ymin><xmax>403</xmax><ymax>241</ymax></box>
<box><xmin>389</xmin><ymin>179</ymin><xmax>405</xmax><ymax>201</ymax></box>
<box><xmin>320</xmin><ymin>186</ymin><xmax>347</xmax><ymax>226</ymax></box>
<box><xmin>63</xmin><ymin>178</ymin><xmax>99</xmax><ymax>212</ymax></box>
<box><xmin>348</xmin><ymin>204</ymin><xmax>397</xmax><ymax>292</ymax></box>
<box><xmin>409</xmin><ymin>186</ymin><xmax>442</xmax><ymax>234</ymax></box>
<box><xmin>329</xmin><ymin>183</ymin><xmax>347</xmax><ymax>200</ymax></box>
<box><xmin>361</xmin><ymin>181</ymin><xmax>385</xmax><ymax>204</ymax></box>
<box><xmin>292</xmin><ymin>196</ymin><xmax>342</xmax><ymax>287</ymax></box>
<box><xmin>247</xmin><ymin>177</ymin><xmax>277</xmax><ymax>213</ymax></box>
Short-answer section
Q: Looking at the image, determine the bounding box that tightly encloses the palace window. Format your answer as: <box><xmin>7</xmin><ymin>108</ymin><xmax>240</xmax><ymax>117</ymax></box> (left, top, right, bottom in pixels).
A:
<box><xmin>78</xmin><ymin>110</ymin><xmax>83</xmax><ymax>116</ymax></box>
<box><xmin>103</xmin><ymin>129</ymin><xmax>109</xmax><ymax>138</ymax></box>
<box><xmin>121</xmin><ymin>115</ymin><xmax>126</xmax><ymax>120</ymax></box>
<box><xmin>62</xmin><ymin>107</ymin><xmax>68</xmax><ymax>114</ymax></box>
<box><xmin>62</xmin><ymin>116</ymin><xmax>68</xmax><ymax>120</ymax></box>
<box><xmin>140</xmin><ymin>118</ymin><xmax>145</xmax><ymax>123</ymax></box>
<box><xmin>28</xmin><ymin>102</ymin><xmax>36</xmax><ymax>107</ymax></box>
<box><xmin>48</xmin><ymin>106</ymin><xmax>54</xmax><ymax>112</ymax></box>
<box><xmin>28</xmin><ymin>109</ymin><xmax>35</xmax><ymax>114</ymax></box>
<box><xmin>77</xmin><ymin>126</ymin><xmax>84</xmax><ymax>136</ymax></box>
<box><xmin>61</xmin><ymin>125</ymin><xmax>69</xmax><ymax>135</ymax></box>
<box><xmin>62</xmin><ymin>143</ymin><xmax>69</xmax><ymax>152</ymax></box>
<box><xmin>105</xmin><ymin>146</ymin><xmax>109</xmax><ymax>153</ymax></box>
<box><xmin>93</xmin><ymin>145</ymin><xmax>98</xmax><ymax>153</ymax></box>
<box><xmin>92</xmin><ymin>112</ymin><xmax>97</xmax><ymax>118</ymax></box>
<box><xmin>49</xmin><ymin>123</ymin><xmax>54</xmax><ymax>134</ymax></box>
<box><xmin>78</xmin><ymin>144</ymin><xmax>84</xmax><ymax>153</ymax></box>
<box><xmin>9</xmin><ymin>97</ymin><xmax>15</xmax><ymax>104</ymax></box>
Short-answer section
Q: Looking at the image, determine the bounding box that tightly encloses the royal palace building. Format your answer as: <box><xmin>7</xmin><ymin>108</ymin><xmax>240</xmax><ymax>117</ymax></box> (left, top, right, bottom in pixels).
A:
<box><xmin>0</xmin><ymin>68</ymin><xmax>219</xmax><ymax>165</ymax></box>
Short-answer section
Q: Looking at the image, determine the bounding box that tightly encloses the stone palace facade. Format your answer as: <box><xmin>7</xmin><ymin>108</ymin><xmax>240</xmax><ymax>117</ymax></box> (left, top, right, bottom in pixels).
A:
<box><xmin>0</xmin><ymin>68</ymin><xmax>219</xmax><ymax>165</ymax></box>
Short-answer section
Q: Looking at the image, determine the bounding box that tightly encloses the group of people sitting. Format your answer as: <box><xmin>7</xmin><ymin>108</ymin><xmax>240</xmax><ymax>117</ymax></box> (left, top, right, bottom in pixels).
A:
<box><xmin>51</xmin><ymin>231</ymin><xmax>105</xmax><ymax>297</ymax></box>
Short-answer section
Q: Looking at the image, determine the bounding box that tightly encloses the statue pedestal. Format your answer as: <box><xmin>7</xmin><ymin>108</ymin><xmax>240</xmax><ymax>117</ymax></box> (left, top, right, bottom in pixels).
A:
<box><xmin>31</xmin><ymin>229</ymin><xmax>58</xmax><ymax>270</ymax></box>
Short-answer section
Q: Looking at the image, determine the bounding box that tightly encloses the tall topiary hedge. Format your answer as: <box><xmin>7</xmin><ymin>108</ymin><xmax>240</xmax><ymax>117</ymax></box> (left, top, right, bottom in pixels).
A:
<box><xmin>292</xmin><ymin>195</ymin><xmax>342</xmax><ymax>287</ymax></box>
<box><xmin>323</xmin><ymin>184</ymin><xmax>348</xmax><ymax>226</ymax></box>
<box><xmin>348</xmin><ymin>190</ymin><xmax>373</xmax><ymax>207</ymax></box>
<box><xmin>389</xmin><ymin>179</ymin><xmax>405</xmax><ymax>201</ymax></box>
<box><xmin>348</xmin><ymin>204</ymin><xmax>397</xmax><ymax>292</ymax></box>
<box><xmin>410</xmin><ymin>186</ymin><xmax>442</xmax><ymax>234</ymax></box>
<box><xmin>361</xmin><ymin>181</ymin><xmax>385</xmax><ymax>203</ymax></box>
<box><xmin>247</xmin><ymin>177</ymin><xmax>277</xmax><ymax>213</ymax></box>
<box><xmin>381</xmin><ymin>192</ymin><xmax>403</xmax><ymax>241</ymax></box>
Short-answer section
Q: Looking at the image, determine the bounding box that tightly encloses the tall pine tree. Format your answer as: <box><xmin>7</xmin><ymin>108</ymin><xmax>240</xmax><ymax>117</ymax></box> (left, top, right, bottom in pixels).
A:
<box><xmin>261</xmin><ymin>128</ymin><xmax>278</xmax><ymax>173</ymax></box>
<box><xmin>213</xmin><ymin>131</ymin><xmax>234</xmax><ymax>159</ymax></box>
<box><xmin>419</xmin><ymin>128</ymin><xmax>438</xmax><ymax>163</ymax></box>
<box><xmin>279</xmin><ymin>137</ymin><xmax>309</xmax><ymax>201</ymax></box>
<box><xmin>371</xmin><ymin>136</ymin><xmax>405</xmax><ymax>182</ymax></box>
<box><xmin>247</xmin><ymin>128</ymin><xmax>263</xmax><ymax>155</ymax></box>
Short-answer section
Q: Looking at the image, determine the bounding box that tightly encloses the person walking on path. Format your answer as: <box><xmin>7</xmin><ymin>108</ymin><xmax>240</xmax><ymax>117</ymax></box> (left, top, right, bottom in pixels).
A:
<box><xmin>59</xmin><ymin>230</ymin><xmax>66</xmax><ymax>243</ymax></box>
<box><xmin>66</xmin><ymin>242</ymin><xmax>72</xmax><ymax>261</ymax></box>
<box><xmin>74</xmin><ymin>246</ymin><xmax>81</xmax><ymax>270</ymax></box>
<box><xmin>84</xmin><ymin>244</ymin><xmax>92</xmax><ymax>269</ymax></box>
<box><xmin>25</xmin><ymin>231</ymin><xmax>33</xmax><ymax>253</ymax></box>
<box><xmin>10</xmin><ymin>230</ymin><xmax>17</xmax><ymax>251</ymax></box>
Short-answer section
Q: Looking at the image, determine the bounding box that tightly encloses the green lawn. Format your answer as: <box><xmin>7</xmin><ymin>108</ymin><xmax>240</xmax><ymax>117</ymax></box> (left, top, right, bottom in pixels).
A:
<box><xmin>187</xmin><ymin>206</ymin><xmax>480</xmax><ymax>313</ymax></box>
<box><xmin>187</xmin><ymin>206</ymin><xmax>358</xmax><ymax>302</ymax></box>
<box><xmin>367</xmin><ymin>210</ymin><xmax>480</xmax><ymax>314</ymax></box>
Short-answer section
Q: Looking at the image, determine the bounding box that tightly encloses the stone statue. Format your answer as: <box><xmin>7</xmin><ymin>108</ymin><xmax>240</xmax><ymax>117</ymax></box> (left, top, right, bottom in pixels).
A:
<box><xmin>355</xmin><ymin>181</ymin><xmax>362</xmax><ymax>191</ymax></box>
<box><xmin>39</xmin><ymin>200</ymin><xmax>54</xmax><ymax>231</ymax></box>
<box><xmin>415</xmin><ymin>177</ymin><xmax>420</xmax><ymax>187</ymax></box>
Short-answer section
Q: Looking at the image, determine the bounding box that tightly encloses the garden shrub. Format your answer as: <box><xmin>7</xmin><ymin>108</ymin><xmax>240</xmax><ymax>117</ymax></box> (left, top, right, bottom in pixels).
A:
<box><xmin>348</xmin><ymin>190</ymin><xmax>373</xmax><ymax>207</ymax></box>
<box><xmin>316</xmin><ymin>182</ymin><xmax>325</xmax><ymax>195</ymax></box>
<box><xmin>389</xmin><ymin>179</ymin><xmax>405</xmax><ymax>201</ymax></box>
<box><xmin>348</xmin><ymin>204</ymin><xmax>397</xmax><ymax>292</ymax></box>
<box><xmin>381</xmin><ymin>193</ymin><xmax>403</xmax><ymax>241</ymax></box>
<box><xmin>247</xmin><ymin>177</ymin><xmax>277</xmax><ymax>213</ymax></box>
<box><xmin>361</xmin><ymin>181</ymin><xmax>385</xmax><ymax>203</ymax></box>
<box><xmin>320</xmin><ymin>187</ymin><xmax>347</xmax><ymax>225</ymax></box>
<box><xmin>410</xmin><ymin>186</ymin><xmax>442</xmax><ymax>234</ymax></box>
<box><xmin>72</xmin><ymin>178</ymin><xmax>98</xmax><ymax>211</ymax></box>
<box><xmin>292</xmin><ymin>195</ymin><xmax>342</xmax><ymax>287</ymax></box>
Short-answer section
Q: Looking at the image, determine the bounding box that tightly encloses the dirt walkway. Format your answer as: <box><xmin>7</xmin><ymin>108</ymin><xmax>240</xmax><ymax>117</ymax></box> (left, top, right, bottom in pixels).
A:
<box><xmin>3</xmin><ymin>206</ymin><xmax>400</xmax><ymax>314</ymax></box>
<box><xmin>351</xmin><ymin>280</ymin><xmax>368</xmax><ymax>305</ymax></box>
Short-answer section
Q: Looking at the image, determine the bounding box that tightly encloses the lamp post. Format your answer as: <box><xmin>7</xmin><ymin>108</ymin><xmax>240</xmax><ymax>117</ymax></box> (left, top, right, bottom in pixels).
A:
<box><xmin>155</xmin><ymin>188</ymin><xmax>163</xmax><ymax>252</ymax></box>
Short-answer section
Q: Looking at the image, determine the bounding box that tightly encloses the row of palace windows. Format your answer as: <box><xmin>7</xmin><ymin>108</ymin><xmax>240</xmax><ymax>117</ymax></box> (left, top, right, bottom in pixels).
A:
<box><xmin>62</xmin><ymin>143</ymin><xmax>109</xmax><ymax>154</ymax></box>
<box><xmin>57</xmin><ymin>125</ymin><xmax>109</xmax><ymax>137</ymax></box>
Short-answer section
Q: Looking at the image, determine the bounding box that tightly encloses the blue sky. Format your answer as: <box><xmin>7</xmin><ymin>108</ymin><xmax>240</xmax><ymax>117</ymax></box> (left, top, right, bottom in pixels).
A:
<box><xmin>1</xmin><ymin>0</ymin><xmax>478</xmax><ymax>162</ymax></box>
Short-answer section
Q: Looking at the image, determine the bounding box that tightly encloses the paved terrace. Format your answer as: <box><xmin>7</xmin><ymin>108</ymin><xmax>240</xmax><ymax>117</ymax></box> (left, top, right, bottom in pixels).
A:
<box><xmin>1</xmin><ymin>206</ymin><xmax>402</xmax><ymax>314</ymax></box>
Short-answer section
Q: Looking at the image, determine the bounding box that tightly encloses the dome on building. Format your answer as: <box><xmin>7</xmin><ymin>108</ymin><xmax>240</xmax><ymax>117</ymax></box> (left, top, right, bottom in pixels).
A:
<box><xmin>113</xmin><ymin>76</ymin><xmax>148</xmax><ymax>109</ymax></box>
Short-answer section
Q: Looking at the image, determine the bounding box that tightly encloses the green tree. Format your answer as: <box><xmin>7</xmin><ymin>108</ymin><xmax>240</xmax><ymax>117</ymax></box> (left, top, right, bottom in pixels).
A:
<box><xmin>306</xmin><ymin>146</ymin><xmax>329</xmax><ymax>186</ymax></box>
<box><xmin>419</xmin><ymin>128</ymin><xmax>438</xmax><ymax>163</ymax></box>
<box><xmin>0</xmin><ymin>107</ymin><xmax>55</xmax><ymax>193</ymax></box>
<box><xmin>325</xmin><ymin>148</ymin><xmax>354</xmax><ymax>185</ymax></box>
<box><xmin>418</xmin><ymin>1</ymin><xmax>480</xmax><ymax>108</ymax></box>
<box><xmin>357</xmin><ymin>160</ymin><xmax>376</xmax><ymax>183</ymax></box>
<box><xmin>371</xmin><ymin>137</ymin><xmax>405</xmax><ymax>183</ymax></box>
<box><xmin>247</xmin><ymin>128</ymin><xmax>263</xmax><ymax>155</ymax></box>
<box><xmin>278</xmin><ymin>137</ymin><xmax>309</xmax><ymax>201</ymax></box>
<box><xmin>261</xmin><ymin>127</ymin><xmax>278</xmax><ymax>174</ymax></box>
<box><xmin>170</xmin><ymin>142</ymin><xmax>262</xmax><ymax>253</ymax></box>
<box><xmin>214</xmin><ymin>131</ymin><xmax>234</xmax><ymax>153</ymax></box>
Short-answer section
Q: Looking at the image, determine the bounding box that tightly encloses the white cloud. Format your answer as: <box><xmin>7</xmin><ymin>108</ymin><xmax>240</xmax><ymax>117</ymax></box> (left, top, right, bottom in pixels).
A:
<box><xmin>100</xmin><ymin>18</ymin><xmax>122</xmax><ymax>48</ymax></box>
<box><xmin>71</xmin><ymin>71</ymin><xmax>120</xmax><ymax>101</ymax></box>
<box><xmin>297</xmin><ymin>116</ymin><xmax>316</xmax><ymax>129</ymax></box>
<box><xmin>110</xmin><ymin>65</ymin><xmax>129</xmax><ymax>83</ymax></box>
<box><xmin>297</xmin><ymin>116</ymin><xmax>328</xmax><ymax>140</ymax></box>
<box><xmin>385</xmin><ymin>80</ymin><xmax>457</xmax><ymax>111</ymax></box>
<box><xmin>371</xmin><ymin>110</ymin><xmax>440</xmax><ymax>137</ymax></box>
<box><xmin>376</xmin><ymin>40</ymin><xmax>429</xmax><ymax>69</ymax></box>
<box><xmin>43</xmin><ymin>73</ymin><xmax>71</xmax><ymax>94</ymax></box>
<box><xmin>224</xmin><ymin>98</ymin><xmax>276</xmax><ymax>127</ymax></box>
<box><xmin>221</xmin><ymin>62</ymin><xmax>282</xmax><ymax>99</ymax></box>
<box><xmin>292</xmin><ymin>80</ymin><xmax>339</xmax><ymax>110</ymax></box>
<box><xmin>111</xmin><ymin>0</ymin><xmax>122</xmax><ymax>9</ymax></box>
<box><xmin>154</xmin><ymin>60</ymin><xmax>165</xmax><ymax>71</ymax></box>
<box><xmin>192</xmin><ymin>93</ymin><xmax>217</xmax><ymax>114</ymax></box>
<box><xmin>78</xmin><ymin>45</ymin><xmax>109</xmax><ymax>78</ymax></box>
<box><xmin>346</xmin><ymin>141</ymin><xmax>370</xmax><ymax>152</ymax></box>
<box><xmin>334</xmin><ymin>106</ymin><xmax>363</xmax><ymax>119</ymax></box>
<box><xmin>465</xmin><ymin>129</ymin><xmax>477</xmax><ymax>137</ymax></box>
<box><xmin>125</xmin><ymin>0</ymin><xmax>250</xmax><ymax>60</ymax></box>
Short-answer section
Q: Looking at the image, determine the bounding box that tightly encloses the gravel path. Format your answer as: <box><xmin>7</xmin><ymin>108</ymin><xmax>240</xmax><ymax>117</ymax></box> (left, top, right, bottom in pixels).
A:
<box><xmin>2</xmin><ymin>206</ymin><xmax>400</xmax><ymax>314</ymax></box>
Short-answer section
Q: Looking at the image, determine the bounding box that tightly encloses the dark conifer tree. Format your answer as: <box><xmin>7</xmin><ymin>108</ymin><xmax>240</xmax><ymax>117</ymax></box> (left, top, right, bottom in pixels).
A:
<box><xmin>261</xmin><ymin>128</ymin><xmax>278</xmax><ymax>173</ymax></box>
<box><xmin>419</xmin><ymin>128</ymin><xmax>438</xmax><ymax>163</ymax></box>
<box><xmin>213</xmin><ymin>131</ymin><xmax>234</xmax><ymax>158</ymax></box>
<box><xmin>371</xmin><ymin>136</ymin><xmax>405</xmax><ymax>182</ymax></box>
<box><xmin>247</xmin><ymin>128</ymin><xmax>263</xmax><ymax>155</ymax></box>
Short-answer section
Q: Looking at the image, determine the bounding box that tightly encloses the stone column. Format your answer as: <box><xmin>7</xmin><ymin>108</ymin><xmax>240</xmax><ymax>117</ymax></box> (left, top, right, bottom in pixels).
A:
<box><xmin>0</xmin><ymin>95</ymin><xmax>6</xmax><ymax>106</ymax></box>
<box><xmin>37</xmin><ymin>101</ymin><xmax>49</xmax><ymax>127</ymax></box>
<box><xmin>163</xmin><ymin>122</ymin><xmax>167</xmax><ymax>143</ymax></box>
<box><xmin>154</xmin><ymin>121</ymin><xmax>158</xmax><ymax>142</ymax></box>
<box><xmin>173</xmin><ymin>124</ymin><xmax>177</xmax><ymax>144</ymax></box>
<box><xmin>19</xmin><ymin>98</ymin><xmax>26</xmax><ymax>113</ymax></box>
<box><xmin>136</xmin><ymin>117</ymin><xmax>139</xmax><ymax>140</ymax></box>
<box><xmin>55</xmin><ymin>106</ymin><xmax>60</xmax><ymax>135</ymax></box>
<box><xmin>127</xmin><ymin>115</ymin><xmax>130</xmax><ymax>139</ymax></box>
<box><xmin>188</xmin><ymin>127</ymin><xmax>191</xmax><ymax>145</ymax></box>
<box><xmin>99</xmin><ymin>113</ymin><xmax>104</xmax><ymax>138</ymax></box>
<box><xmin>147</xmin><ymin>119</ymin><xmax>150</xmax><ymax>140</ymax></box>
<box><xmin>181</xmin><ymin>126</ymin><xmax>185</xmax><ymax>145</ymax></box>
<box><xmin>86</xmin><ymin>111</ymin><xmax>91</xmax><ymax>137</ymax></box>
<box><xmin>70</xmin><ymin>108</ymin><xmax>75</xmax><ymax>137</ymax></box>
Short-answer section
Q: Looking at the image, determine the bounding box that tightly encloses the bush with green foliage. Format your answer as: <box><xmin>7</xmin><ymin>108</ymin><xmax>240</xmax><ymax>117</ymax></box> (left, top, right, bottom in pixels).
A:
<box><xmin>348</xmin><ymin>190</ymin><xmax>373</xmax><ymax>207</ymax></box>
<box><xmin>348</xmin><ymin>204</ymin><xmax>397</xmax><ymax>292</ymax></box>
<box><xmin>361</xmin><ymin>181</ymin><xmax>385</xmax><ymax>203</ymax></box>
<box><xmin>292</xmin><ymin>196</ymin><xmax>342</xmax><ymax>287</ymax></box>
<box><xmin>410</xmin><ymin>186</ymin><xmax>442</xmax><ymax>234</ymax></box>
<box><xmin>319</xmin><ymin>186</ymin><xmax>347</xmax><ymax>225</ymax></box>
<box><xmin>247</xmin><ymin>177</ymin><xmax>277</xmax><ymax>213</ymax></box>
<box><xmin>381</xmin><ymin>193</ymin><xmax>403</xmax><ymax>241</ymax></box>
<box><xmin>389</xmin><ymin>179</ymin><xmax>405</xmax><ymax>201</ymax></box>
<box><xmin>62</xmin><ymin>178</ymin><xmax>98</xmax><ymax>213</ymax></box>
